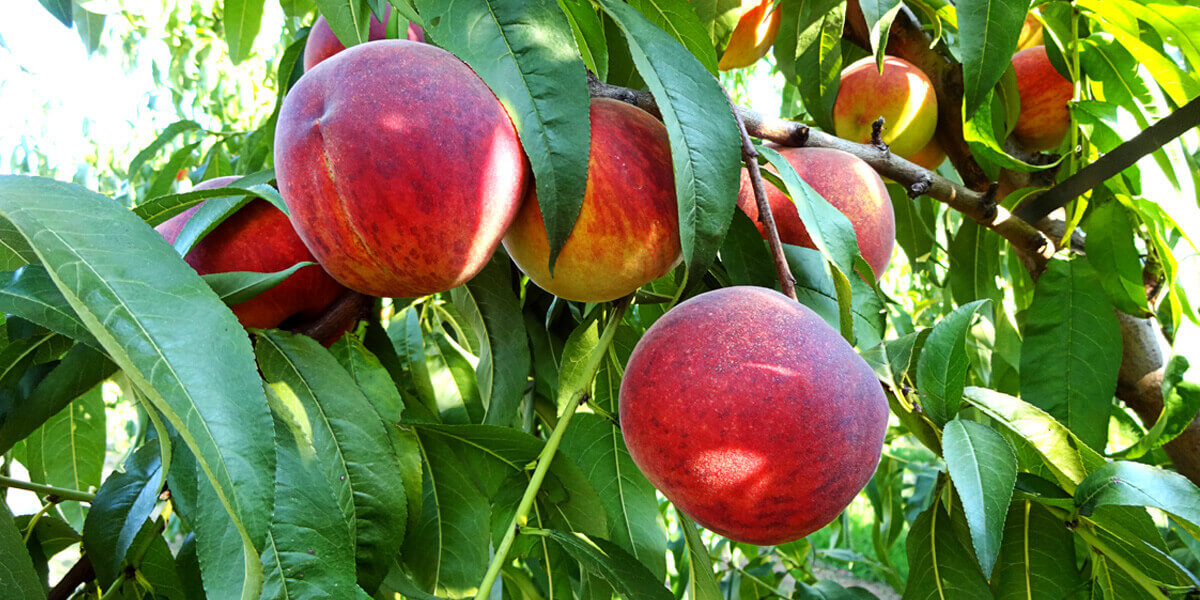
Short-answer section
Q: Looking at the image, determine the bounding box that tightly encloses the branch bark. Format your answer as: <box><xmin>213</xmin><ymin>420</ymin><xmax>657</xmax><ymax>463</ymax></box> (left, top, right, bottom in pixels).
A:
<box><xmin>587</xmin><ymin>75</ymin><xmax>1056</xmax><ymax>272</ymax></box>
<box><xmin>1015</xmin><ymin>94</ymin><xmax>1200</xmax><ymax>223</ymax></box>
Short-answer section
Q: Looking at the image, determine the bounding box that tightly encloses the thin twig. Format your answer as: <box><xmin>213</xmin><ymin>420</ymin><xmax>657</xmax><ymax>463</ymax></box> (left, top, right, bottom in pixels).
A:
<box><xmin>288</xmin><ymin>289</ymin><xmax>372</xmax><ymax>342</ymax></box>
<box><xmin>0</xmin><ymin>474</ymin><xmax>95</xmax><ymax>503</ymax></box>
<box><xmin>726</xmin><ymin>91</ymin><xmax>797</xmax><ymax>300</ymax></box>
<box><xmin>49</xmin><ymin>555</ymin><xmax>96</xmax><ymax>600</ymax></box>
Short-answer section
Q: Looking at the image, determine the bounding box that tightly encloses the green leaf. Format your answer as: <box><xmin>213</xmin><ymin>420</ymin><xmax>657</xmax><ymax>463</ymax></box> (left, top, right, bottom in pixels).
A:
<box><xmin>314</xmin><ymin>0</ymin><xmax>373</xmax><ymax>46</ymax></box>
<box><xmin>917</xmin><ymin>299</ymin><xmax>990</xmax><ymax>425</ymax></box>
<box><xmin>425</xmin><ymin>329</ymin><xmax>484</xmax><ymax>424</ymax></box>
<box><xmin>559</xmin><ymin>413</ymin><xmax>667</xmax><ymax>579</ymax></box>
<box><xmin>170</xmin><ymin>172</ymin><xmax>282</xmax><ymax>256</ymax></box>
<box><xmin>791</xmin><ymin>3</ymin><xmax>845</xmax><ymax>133</ymax></box>
<box><xmin>891</xmin><ymin>188</ymin><xmax>937</xmax><ymax>271</ymax></box>
<box><xmin>328</xmin><ymin>334</ymin><xmax>425</xmax><ymax>536</ymax></box>
<box><xmin>415</xmin><ymin>0</ymin><xmax>590</xmax><ymax>269</ymax></box>
<box><xmin>559</xmin><ymin>0</ymin><xmax>609</xmax><ymax>80</ymax></box>
<box><xmin>942</xmin><ymin>419</ymin><xmax>1017</xmax><ymax>578</ymax></box>
<box><xmin>0</xmin><ymin>503</ymin><xmax>44</xmax><ymax>599</ymax></box>
<box><xmin>450</xmin><ymin>256</ymin><xmax>530</xmax><ymax>427</ymax></box>
<box><xmin>902</xmin><ymin>502</ymin><xmax>994</xmax><ymax>600</ymax></box>
<box><xmin>201</xmin><ymin>262</ymin><xmax>314</xmax><ymax>307</ymax></box>
<box><xmin>1076</xmin><ymin>461</ymin><xmax>1200</xmax><ymax>532</ymax></box>
<box><xmin>256</xmin><ymin>330</ymin><xmax>408</xmax><ymax>592</ymax></box>
<box><xmin>388</xmin><ymin>306</ymin><xmax>438</xmax><ymax>414</ymax></box>
<box><xmin>224</xmin><ymin>0</ymin><xmax>266</xmax><ymax>63</ymax></box>
<box><xmin>1085</xmin><ymin>201</ymin><xmax>1152</xmax><ymax>316</ymax></box>
<box><xmin>260</xmin><ymin>408</ymin><xmax>358</xmax><ymax>599</ymax></box>
<box><xmin>990</xmin><ymin>500</ymin><xmax>1084</xmax><ymax>600</ymax></box>
<box><xmin>37</xmin><ymin>0</ymin><xmax>72</xmax><ymax>26</ymax></box>
<box><xmin>402</xmin><ymin>430</ymin><xmax>490</xmax><ymax>597</ymax></box>
<box><xmin>0</xmin><ymin>176</ymin><xmax>274</xmax><ymax>600</ymax></box>
<box><xmin>0</xmin><ymin>266</ymin><xmax>98</xmax><ymax>346</ymax></box>
<box><xmin>948</xmin><ymin>220</ymin><xmax>1002</xmax><ymax>308</ymax></box>
<box><xmin>784</xmin><ymin>245</ymin><xmax>887</xmax><ymax>347</ymax></box>
<box><xmin>627</xmin><ymin>0</ymin><xmax>719</xmax><ymax>74</ymax></box>
<box><xmin>719</xmin><ymin>210</ymin><xmax>777</xmax><ymax>289</ymax></box>
<box><xmin>957</xmin><ymin>0</ymin><xmax>1032</xmax><ymax>118</ymax></box>
<box><xmin>962</xmin><ymin>387</ymin><xmax>1106</xmax><ymax>493</ymax></box>
<box><xmin>82</xmin><ymin>442</ymin><xmax>164</xmax><ymax>586</ymax></box>
<box><xmin>757</xmin><ymin>146</ymin><xmax>865</xmax><ymax>282</ymax></box>
<box><xmin>0</xmin><ymin>344</ymin><xmax>115</xmax><ymax>454</ymax></box>
<box><xmin>146</xmin><ymin>142</ymin><xmax>202</xmax><ymax>202</ymax></box>
<box><xmin>1085</xmin><ymin>505</ymin><xmax>1189</xmax><ymax>589</ymax></box>
<box><xmin>540</xmin><ymin>530</ymin><xmax>673</xmax><ymax>600</ymax></box>
<box><xmin>677</xmin><ymin>511</ymin><xmax>721</xmax><ymax>600</ymax></box>
<box><xmin>23</xmin><ymin>386</ymin><xmax>105</xmax><ymax>530</ymax></box>
<box><xmin>595</xmin><ymin>0</ymin><xmax>742</xmax><ymax>288</ymax></box>
<box><xmin>963</xmin><ymin>90</ymin><xmax>1049</xmax><ymax>175</ymax></box>
<box><xmin>128</xmin><ymin>120</ymin><xmax>201</xmax><ymax>183</ymax></box>
<box><xmin>858</xmin><ymin>0</ymin><xmax>902</xmax><ymax>62</ymax></box>
<box><xmin>795</xmin><ymin>581</ymin><xmax>880</xmax><ymax>599</ymax></box>
<box><xmin>73</xmin><ymin>5</ymin><xmax>106</xmax><ymax>54</ymax></box>
<box><xmin>1020</xmin><ymin>257</ymin><xmax>1122</xmax><ymax>451</ymax></box>
<box><xmin>691</xmin><ymin>0</ymin><xmax>739</xmax><ymax>49</ymax></box>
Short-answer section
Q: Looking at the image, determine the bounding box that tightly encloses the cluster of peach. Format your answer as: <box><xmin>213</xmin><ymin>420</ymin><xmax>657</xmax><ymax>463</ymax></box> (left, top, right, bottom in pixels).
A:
<box><xmin>153</xmin><ymin>8</ymin><xmax>1072</xmax><ymax>545</ymax></box>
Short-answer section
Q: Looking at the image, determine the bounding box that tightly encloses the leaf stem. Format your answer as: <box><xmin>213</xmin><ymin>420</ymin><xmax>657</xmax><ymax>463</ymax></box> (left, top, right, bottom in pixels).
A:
<box><xmin>470</xmin><ymin>296</ymin><xmax>633</xmax><ymax>600</ymax></box>
<box><xmin>0</xmin><ymin>474</ymin><xmax>95</xmax><ymax>503</ymax></box>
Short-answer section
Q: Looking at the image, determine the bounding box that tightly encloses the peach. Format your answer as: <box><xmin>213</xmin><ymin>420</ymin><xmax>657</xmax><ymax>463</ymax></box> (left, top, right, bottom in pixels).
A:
<box><xmin>274</xmin><ymin>40</ymin><xmax>528</xmax><ymax>298</ymax></box>
<box><xmin>619</xmin><ymin>286</ymin><xmax>888</xmax><ymax>545</ymax></box>
<box><xmin>908</xmin><ymin>136</ymin><xmax>946</xmax><ymax>171</ymax></box>
<box><xmin>156</xmin><ymin>176</ymin><xmax>350</xmax><ymax>333</ymax></box>
<box><xmin>1011</xmin><ymin>45</ymin><xmax>1073</xmax><ymax>151</ymax></box>
<box><xmin>1017</xmin><ymin>13</ymin><xmax>1044</xmax><ymax>51</ymax></box>
<box><xmin>737</xmin><ymin>146</ymin><xmax>894</xmax><ymax>277</ymax></box>
<box><xmin>717</xmin><ymin>0</ymin><xmax>782</xmax><ymax>71</ymax></box>
<box><xmin>833</xmin><ymin>56</ymin><xmax>938</xmax><ymax>158</ymax></box>
<box><xmin>303</xmin><ymin>13</ymin><xmax>425</xmax><ymax>71</ymax></box>
<box><xmin>502</xmin><ymin>98</ymin><xmax>680</xmax><ymax>302</ymax></box>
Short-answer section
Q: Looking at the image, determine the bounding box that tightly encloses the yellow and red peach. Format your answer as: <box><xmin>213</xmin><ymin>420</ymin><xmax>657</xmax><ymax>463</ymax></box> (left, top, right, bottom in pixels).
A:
<box><xmin>303</xmin><ymin>13</ymin><xmax>425</xmax><ymax>71</ymax></box>
<box><xmin>833</xmin><ymin>56</ymin><xmax>939</xmax><ymax>159</ymax></box>
<box><xmin>1011</xmin><ymin>45</ymin><xmax>1073</xmax><ymax>152</ymax></box>
<box><xmin>737</xmin><ymin>146</ymin><xmax>895</xmax><ymax>278</ymax></box>
<box><xmin>274</xmin><ymin>40</ymin><xmax>528</xmax><ymax>298</ymax></box>
<box><xmin>502</xmin><ymin>98</ymin><xmax>680</xmax><ymax>302</ymax></box>
<box><xmin>717</xmin><ymin>0</ymin><xmax>782</xmax><ymax>71</ymax></box>
<box><xmin>156</xmin><ymin>176</ymin><xmax>351</xmax><ymax>335</ymax></box>
<box><xmin>619</xmin><ymin>286</ymin><xmax>888</xmax><ymax>545</ymax></box>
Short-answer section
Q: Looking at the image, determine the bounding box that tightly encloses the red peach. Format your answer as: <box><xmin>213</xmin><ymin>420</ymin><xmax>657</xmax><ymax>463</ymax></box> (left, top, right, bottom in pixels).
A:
<box><xmin>619</xmin><ymin>286</ymin><xmax>889</xmax><ymax>545</ymax></box>
<box><xmin>156</xmin><ymin>176</ymin><xmax>350</xmax><ymax>334</ymax></box>
<box><xmin>1011</xmin><ymin>45</ymin><xmax>1073</xmax><ymax>151</ymax></box>
<box><xmin>737</xmin><ymin>147</ymin><xmax>895</xmax><ymax>278</ymax></box>
<box><xmin>274</xmin><ymin>40</ymin><xmax>528</xmax><ymax>298</ymax></box>
<box><xmin>303</xmin><ymin>13</ymin><xmax>425</xmax><ymax>71</ymax></box>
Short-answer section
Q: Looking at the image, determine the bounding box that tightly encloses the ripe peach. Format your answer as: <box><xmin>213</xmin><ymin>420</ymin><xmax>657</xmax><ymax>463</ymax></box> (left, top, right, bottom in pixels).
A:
<box><xmin>833</xmin><ymin>56</ymin><xmax>938</xmax><ymax>158</ymax></box>
<box><xmin>275</xmin><ymin>40</ymin><xmax>528</xmax><ymax>298</ymax></box>
<box><xmin>619</xmin><ymin>286</ymin><xmax>888</xmax><ymax>545</ymax></box>
<box><xmin>737</xmin><ymin>147</ymin><xmax>894</xmax><ymax>277</ymax></box>
<box><xmin>908</xmin><ymin>136</ymin><xmax>946</xmax><ymax>171</ymax></box>
<box><xmin>1011</xmin><ymin>45</ymin><xmax>1073</xmax><ymax>151</ymax></box>
<box><xmin>156</xmin><ymin>176</ymin><xmax>350</xmax><ymax>333</ymax></box>
<box><xmin>717</xmin><ymin>0</ymin><xmax>782</xmax><ymax>71</ymax></box>
<box><xmin>502</xmin><ymin>98</ymin><xmax>680</xmax><ymax>302</ymax></box>
<box><xmin>303</xmin><ymin>13</ymin><xmax>425</xmax><ymax>71</ymax></box>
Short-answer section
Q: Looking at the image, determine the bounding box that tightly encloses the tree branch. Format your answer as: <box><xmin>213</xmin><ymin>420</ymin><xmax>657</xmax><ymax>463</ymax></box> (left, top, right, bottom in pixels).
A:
<box><xmin>587</xmin><ymin>76</ymin><xmax>1056</xmax><ymax>272</ymax></box>
<box><xmin>49</xmin><ymin>555</ymin><xmax>96</xmax><ymax>600</ymax></box>
<box><xmin>0</xmin><ymin>474</ymin><xmax>95</xmax><ymax>503</ymax></box>
<box><xmin>727</xmin><ymin>91</ymin><xmax>797</xmax><ymax>300</ymax></box>
<box><xmin>1015</xmin><ymin>95</ymin><xmax>1200</xmax><ymax>223</ymax></box>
